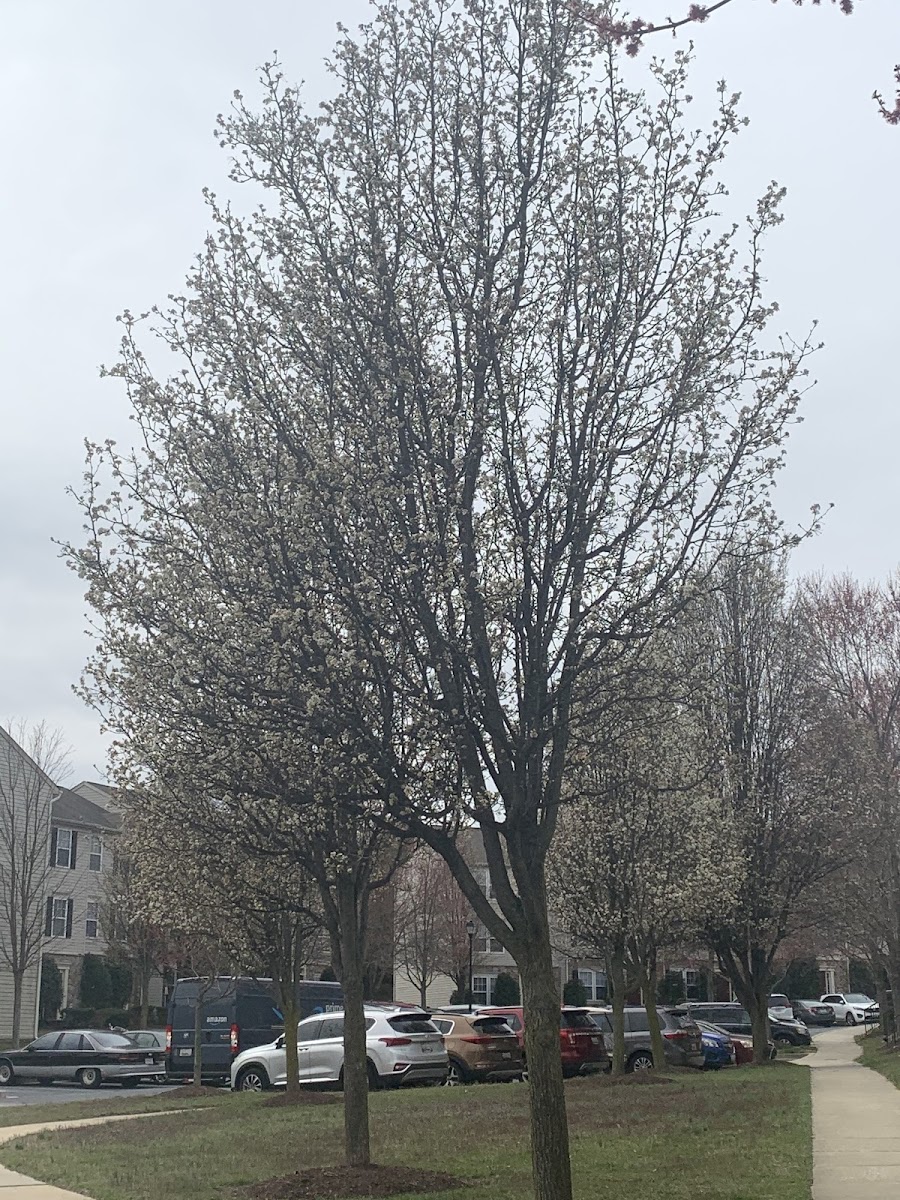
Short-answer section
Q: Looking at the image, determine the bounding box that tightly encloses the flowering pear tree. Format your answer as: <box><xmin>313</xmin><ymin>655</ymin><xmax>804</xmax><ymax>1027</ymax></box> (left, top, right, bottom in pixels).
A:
<box><xmin>552</xmin><ymin>688</ymin><xmax>740</xmax><ymax>1073</ymax></box>
<box><xmin>66</xmin><ymin>2</ymin><xmax>819</xmax><ymax>1194</ymax></box>
<box><xmin>683</xmin><ymin>555</ymin><xmax>859</xmax><ymax>1061</ymax></box>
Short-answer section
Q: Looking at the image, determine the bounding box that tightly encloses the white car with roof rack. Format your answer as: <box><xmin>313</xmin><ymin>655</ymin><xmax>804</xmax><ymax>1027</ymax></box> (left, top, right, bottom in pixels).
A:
<box><xmin>230</xmin><ymin>1005</ymin><xmax>448</xmax><ymax>1091</ymax></box>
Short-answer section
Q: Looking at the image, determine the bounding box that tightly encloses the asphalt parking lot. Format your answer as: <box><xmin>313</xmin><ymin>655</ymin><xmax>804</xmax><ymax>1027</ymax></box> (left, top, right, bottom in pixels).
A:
<box><xmin>0</xmin><ymin>1081</ymin><xmax>180</xmax><ymax>1107</ymax></box>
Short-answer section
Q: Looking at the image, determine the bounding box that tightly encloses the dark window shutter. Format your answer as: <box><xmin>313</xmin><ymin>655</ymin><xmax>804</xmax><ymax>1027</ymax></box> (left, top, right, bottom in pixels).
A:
<box><xmin>70</xmin><ymin>831</ymin><xmax>78</xmax><ymax>870</ymax></box>
<box><xmin>49</xmin><ymin>828</ymin><xmax>58</xmax><ymax>867</ymax></box>
<box><xmin>45</xmin><ymin>897</ymin><xmax>54</xmax><ymax>937</ymax></box>
<box><xmin>65</xmin><ymin>899</ymin><xmax>73</xmax><ymax>938</ymax></box>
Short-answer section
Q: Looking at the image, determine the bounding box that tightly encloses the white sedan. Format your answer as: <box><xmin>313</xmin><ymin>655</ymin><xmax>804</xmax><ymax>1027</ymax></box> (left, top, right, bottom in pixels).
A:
<box><xmin>820</xmin><ymin>993</ymin><xmax>879</xmax><ymax>1025</ymax></box>
<box><xmin>230</xmin><ymin>1006</ymin><xmax>448</xmax><ymax>1091</ymax></box>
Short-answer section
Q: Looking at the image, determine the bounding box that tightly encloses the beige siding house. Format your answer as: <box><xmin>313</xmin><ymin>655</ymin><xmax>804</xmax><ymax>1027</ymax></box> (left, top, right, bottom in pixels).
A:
<box><xmin>43</xmin><ymin>787</ymin><xmax>122</xmax><ymax>1012</ymax></box>
<box><xmin>0</xmin><ymin>726</ymin><xmax>57</xmax><ymax>1043</ymax></box>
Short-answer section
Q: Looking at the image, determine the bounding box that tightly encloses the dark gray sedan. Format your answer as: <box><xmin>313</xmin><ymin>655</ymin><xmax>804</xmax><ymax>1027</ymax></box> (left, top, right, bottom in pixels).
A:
<box><xmin>0</xmin><ymin>1030</ymin><xmax>166</xmax><ymax>1089</ymax></box>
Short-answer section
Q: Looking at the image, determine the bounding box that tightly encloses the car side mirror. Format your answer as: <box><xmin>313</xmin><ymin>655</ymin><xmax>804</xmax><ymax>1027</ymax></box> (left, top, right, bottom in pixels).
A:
<box><xmin>275</xmin><ymin>1035</ymin><xmax>285</xmax><ymax>1049</ymax></box>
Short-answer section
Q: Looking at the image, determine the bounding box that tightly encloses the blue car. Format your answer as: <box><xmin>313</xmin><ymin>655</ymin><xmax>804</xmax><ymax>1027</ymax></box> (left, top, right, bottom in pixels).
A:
<box><xmin>696</xmin><ymin>1021</ymin><xmax>733</xmax><ymax>1070</ymax></box>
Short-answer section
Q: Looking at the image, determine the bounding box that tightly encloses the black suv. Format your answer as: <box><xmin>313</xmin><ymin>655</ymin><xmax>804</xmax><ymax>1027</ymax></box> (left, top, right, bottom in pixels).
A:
<box><xmin>685</xmin><ymin>1002</ymin><xmax>812</xmax><ymax>1047</ymax></box>
<box><xmin>587</xmin><ymin>1006</ymin><xmax>705</xmax><ymax>1072</ymax></box>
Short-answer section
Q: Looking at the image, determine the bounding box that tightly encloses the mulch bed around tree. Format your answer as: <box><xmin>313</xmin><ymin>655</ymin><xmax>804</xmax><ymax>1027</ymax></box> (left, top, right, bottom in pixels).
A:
<box><xmin>261</xmin><ymin>1091</ymin><xmax>342</xmax><ymax>1107</ymax></box>
<box><xmin>233</xmin><ymin>1165</ymin><xmax>468</xmax><ymax>1199</ymax></box>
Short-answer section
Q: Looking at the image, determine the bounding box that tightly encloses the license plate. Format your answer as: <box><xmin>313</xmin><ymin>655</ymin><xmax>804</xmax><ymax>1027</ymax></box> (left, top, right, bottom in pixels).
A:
<box><xmin>178</xmin><ymin>1048</ymin><xmax>192</xmax><ymax>1057</ymax></box>
<box><xmin>420</xmin><ymin>1045</ymin><xmax>432</xmax><ymax>1053</ymax></box>
<box><xmin>144</xmin><ymin>1056</ymin><xmax>154</xmax><ymax>1064</ymax></box>
<box><xmin>501</xmin><ymin>1051</ymin><xmax>511</xmax><ymax>1059</ymax></box>
<box><xmin>591</xmin><ymin>1037</ymin><xmax>600</xmax><ymax>1043</ymax></box>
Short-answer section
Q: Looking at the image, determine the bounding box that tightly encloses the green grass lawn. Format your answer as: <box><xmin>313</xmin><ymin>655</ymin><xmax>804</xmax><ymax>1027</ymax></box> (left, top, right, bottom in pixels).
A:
<box><xmin>857</xmin><ymin>1029</ymin><xmax>900</xmax><ymax>1088</ymax></box>
<box><xmin>0</xmin><ymin>1065</ymin><xmax>811</xmax><ymax>1200</ymax></box>
<box><xmin>0</xmin><ymin>1087</ymin><xmax>232</xmax><ymax>1128</ymax></box>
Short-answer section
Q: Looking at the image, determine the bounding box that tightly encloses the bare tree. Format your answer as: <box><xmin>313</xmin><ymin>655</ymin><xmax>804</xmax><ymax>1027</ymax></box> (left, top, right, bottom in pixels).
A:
<box><xmin>0</xmin><ymin>722</ymin><xmax>68</xmax><ymax>1046</ymax></box>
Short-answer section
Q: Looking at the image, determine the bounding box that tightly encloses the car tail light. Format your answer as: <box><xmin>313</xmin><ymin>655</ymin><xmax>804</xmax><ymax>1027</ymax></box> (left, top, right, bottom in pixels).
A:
<box><xmin>461</xmin><ymin>1036</ymin><xmax>494</xmax><ymax>1045</ymax></box>
<box><xmin>165</xmin><ymin>1026</ymin><xmax>172</xmax><ymax>1052</ymax></box>
<box><xmin>379</xmin><ymin>1036</ymin><xmax>412</xmax><ymax>1046</ymax></box>
<box><xmin>230</xmin><ymin>1024</ymin><xmax>240</xmax><ymax>1054</ymax></box>
<box><xmin>663</xmin><ymin>1029</ymin><xmax>689</xmax><ymax>1041</ymax></box>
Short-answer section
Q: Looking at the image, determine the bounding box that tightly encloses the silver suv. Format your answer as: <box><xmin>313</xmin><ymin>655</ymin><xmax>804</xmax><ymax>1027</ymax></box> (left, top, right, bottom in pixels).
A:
<box><xmin>586</xmin><ymin>1006</ymin><xmax>705</xmax><ymax>1072</ymax></box>
<box><xmin>230</xmin><ymin>1006</ymin><xmax>448</xmax><ymax>1091</ymax></box>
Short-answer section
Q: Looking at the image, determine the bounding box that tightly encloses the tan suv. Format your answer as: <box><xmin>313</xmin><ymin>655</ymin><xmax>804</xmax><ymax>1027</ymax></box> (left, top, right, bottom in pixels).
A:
<box><xmin>430</xmin><ymin>1013</ymin><xmax>525</xmax><ymax>1085</ymax></box>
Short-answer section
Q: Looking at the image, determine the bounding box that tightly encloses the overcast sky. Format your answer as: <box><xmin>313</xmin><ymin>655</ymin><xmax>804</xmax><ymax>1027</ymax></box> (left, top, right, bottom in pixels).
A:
<box><xmin>1</xmin><ymin>0</ymin><xmax>898</xmax><ymax>783</ymax></box>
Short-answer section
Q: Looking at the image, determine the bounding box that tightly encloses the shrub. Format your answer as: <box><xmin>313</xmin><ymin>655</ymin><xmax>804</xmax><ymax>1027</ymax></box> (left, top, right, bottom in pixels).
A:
<box><xmin>39</xmin><ymin>956</ymin><xmax>63</xmax><ymax>1023</ymax></box>
<box><xmin>563</xmin><ymin>977</ymin><xmax>588</xmax><ymax>1007</ymax></box>
<box><xmin>448</xmin><ymin>988</ymin><xmax>465</xmax><ymax>1005</ymax></box>
<box><xmin>319</xmin><ymin>966</ymin><xmax>337</xmax><ymax>982</ymax></box>
<box><xmin>106</xmin><ymin>960</ymin><xmax>133</xmax><ymax>1008</ymax></box>
<box><xmin>493</xmin><ymin>972</ymin><xmax>520</xmax><ymax>1006</ymax></box>
<box><xmin>80</xmin><ymin>954</ymin><xmax>113</xmax><ymax>1008</ymax></box>
<box><xmin>61</xmin><ymin>1007</ymin><xmax>96</xmax><ymax>1028</ymax></box>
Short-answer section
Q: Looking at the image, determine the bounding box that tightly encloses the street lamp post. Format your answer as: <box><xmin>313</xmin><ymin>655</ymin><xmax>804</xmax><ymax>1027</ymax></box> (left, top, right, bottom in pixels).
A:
<box><xmin>466</xmin><ymin>919</ymin><xmax>476</xmax><ymax>1013</ymax></box>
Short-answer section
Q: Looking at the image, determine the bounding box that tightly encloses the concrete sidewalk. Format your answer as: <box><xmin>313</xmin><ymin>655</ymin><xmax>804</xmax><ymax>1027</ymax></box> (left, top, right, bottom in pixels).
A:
<box><xmin>0</xmin><ymin>1110</ymin><xmax>185</xmax><ymax>1198</ymax></box>
<box><xmin>808</xmin><ymin>1024</ymin><xmax>900</xmax><ymax>1199</ymax></box>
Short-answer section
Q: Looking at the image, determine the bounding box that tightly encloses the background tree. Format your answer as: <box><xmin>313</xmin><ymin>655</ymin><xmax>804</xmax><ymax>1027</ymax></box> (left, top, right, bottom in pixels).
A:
<box><xmin>67</xmin><ymin>4</ymin><xmax>817</xmax><ymax>1196</ymax></box>
<box><xmin>394</xmin><ymin>847</ymin><xmax>453</xmax><ymax>1009</ymax></box>
<box><xmin>688</xmin><ymin>555</ymin><xmax>858</xmax><ymax>1061</ymax></box>
<box><xmin>39</xmin><ymin>955</ymin><xmax>62</xmax><ymax>1025</ymax></box>
<box><xmin>0</xmin><ymin>721</ymin><xmax>68</xmax><ymax>1046</ymax></box>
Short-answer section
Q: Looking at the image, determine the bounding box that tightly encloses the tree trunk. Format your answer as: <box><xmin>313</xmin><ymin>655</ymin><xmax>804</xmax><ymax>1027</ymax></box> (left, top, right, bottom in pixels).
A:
<box><xmin>747</xmin><ymin>987</ymin><xmax>771</xmax><ymax>1065</ymax></box>
<box><xmin>640</xmin><ymin>963</ymin><xmax>667</xmax><ymax>1072</ymax></box>
<box><xmin>281</xmin><ymin>995</ymin><xmax>302</xmax><ymax>1100</ymax></box>
<box><xmin>139</xmin><ymin>961</ymin><xmax>151</xmax><ymax>1030</ymax></box>
<box><xmin>11</xmin><ymin>969</ymin><xmax>24</xmax><ymax>1048</ymax></box>
<box><xmin>336</xmin><ymin>874</ymin><xmax>371</xmax><ymax>1168</ymax></box>
<box><xmin>519</xmin><ymin>938</ymin><xmax>573</xmax><ymax>1200</ymax></box>
<box><xmin>419</xmin><ymin>981</ymin><xmax>427</xmax><ymax>1009</ymax></box>
<box><xmin>193</xmin><ymin>1000</ymin><xmax>203</xmax><ymax>1087</ymax></box>
<box><xmin>608</xmin><ymin>945</ymin><xmax>627</xmax><ymax>1077</ymax></box>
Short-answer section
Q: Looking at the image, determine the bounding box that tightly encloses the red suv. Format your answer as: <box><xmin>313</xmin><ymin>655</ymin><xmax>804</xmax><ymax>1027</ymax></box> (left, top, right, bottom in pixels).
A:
<box><xmin>479</xmin><ymin>1006</ymin><xmax>607</xmax><ymax>1077</ymax></box>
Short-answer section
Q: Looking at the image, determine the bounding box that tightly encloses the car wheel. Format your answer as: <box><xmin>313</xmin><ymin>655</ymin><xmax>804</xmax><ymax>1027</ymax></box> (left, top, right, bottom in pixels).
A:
<box><xmin>626</xmin><ymin>1051</ymin><xmax>654</xmax><ymax>1073</ymax></box>
<box><xmin>235</xmin><ymin>1066</ymin><xmax>270</xmax><ymax>1092</ymax></box>
<box><xmin>845</xmin><ymin>1013</ymin><xmax>857</xmax><ymax>1026</ymax></box>
<box><xmin>0</xmin><ymin>1061</ymin><xmax>15</xmax><ymax>1086</ymax></box>
<box><xmin>444</xmin><ymin>1059</ymin><xmax>472</xmax><ymax>1087</ymax></box>
<box><xmin>77</xmin><ymin>1067</ymin><xmax>102</xmax><ymax>1090</ymax></box>
<box><xmin>772</xmin><ymin>1034</ymin><xmax>793</xmax><ymax>1046</ymax></box>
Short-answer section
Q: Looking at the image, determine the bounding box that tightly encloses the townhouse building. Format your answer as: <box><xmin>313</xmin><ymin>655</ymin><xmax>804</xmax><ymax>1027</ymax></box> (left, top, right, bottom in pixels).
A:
<box><xmin>43</xmin><ymin>785</ymin><xmax>122</xmax><ymax>1012</ymax></box>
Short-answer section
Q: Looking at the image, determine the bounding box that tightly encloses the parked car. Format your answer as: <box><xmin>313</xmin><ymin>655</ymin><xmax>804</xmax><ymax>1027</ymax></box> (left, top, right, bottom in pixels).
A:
<box><xmin>230</xmin><ymin>1006</ymin><xmax>448</xmax><ymax>1092</ymax></box>
<box><xmin>0</xmin><ymin>1030</ymin><xmax>166</xmax><ymax>1089</ymax></box>
<box><xmin>167</xmin><ymin>975</ymin><xmax>343</xmax><ymax>1083</ymax></box>
<box><xmin>695</xmin><ymin>1021</ymin><xmax>734</xmax><ymax>1070</ymax></box>
<box><xmin>686</xmin><ymin>1003</ymin><xmax>811</xmax><ymax>1047</ymax></box>
<box><xmin>695</xmin><ymin>1020</ymin><xmax>776</xmax><ymax>1065</ymax></box>
<box><xmin>585</xmin><ymin>1006</ymin><xmax>705</xmax><ymax>1072</ymax></box>
<box><xmin>429</xmin><ymin>1012</ymin><xmax>524</xmax><ymax>1084</ymax></box>
<box><xmin>767</xmin><ymin>994</ymin><xmax>794</xmax><ymax>1023</ymax></box>
<box><xmin>820</xmin><ymin>993</ymin><xmax>879</xmax><ymax>1025</ymax></box>
<box><xmin>792</xmin><ymin>1000</ymin><xmax>836</xmax><ymax>1027</ymax></box>
<box><xmin>478</xmin><ymin>1006</ymin><xmax>607</xmax><ymax>1077</ymax></box>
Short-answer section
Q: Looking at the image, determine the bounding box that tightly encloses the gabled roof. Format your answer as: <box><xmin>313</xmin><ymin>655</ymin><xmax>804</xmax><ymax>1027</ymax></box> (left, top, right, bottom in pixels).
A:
<box><xmin>0</xmin><ymin>724</ymin><xmax>61</xmax><ymax>796</ymax></box>
<box><xmin>52</xmin><ymin>787</ymin><xmax>122</xmax><ymax>832</ymax></box>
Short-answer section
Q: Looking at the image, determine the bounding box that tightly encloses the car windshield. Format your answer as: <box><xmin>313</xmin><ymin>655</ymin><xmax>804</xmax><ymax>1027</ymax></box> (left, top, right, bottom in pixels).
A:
<box><xmin>769</xmin><ymin>996</ymin><xmax>790</xmax><ymax>1006</ymax></box>
<box><xmin>845</xmin><ymin>994</ymin><xmax>873</xmax><ymax>1004</ymax></box>
<box><xmin>560</xmin><ymin>1011</ymin><xmax>595</xmax><ymax>1029</ymax></box>
<box><xmin>388</xmin><ymin>1016</ymin><xmax>439</xmax><ymax>1035</ymax></box>
<box><xmin>472</xmin><ymin>1017</ymin><xmax>515</xmax><ymax>1035</ymax></box>
<box><xmin>89</xmin><ymin>1032</ymin><xmax>136</xmax><ymax>1048</ymax></box>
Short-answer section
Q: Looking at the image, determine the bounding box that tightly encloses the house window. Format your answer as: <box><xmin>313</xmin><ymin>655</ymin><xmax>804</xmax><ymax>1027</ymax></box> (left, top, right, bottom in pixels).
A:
<box><xmin>55</xmin><ymin>828</ymin><xmax>74</xmax><ymax>868</ymax></box>
<box><xmin>577</xmin><ymin>969</ymin><xmax>608</xmax><ymax>1003</ymax></box>
<box><xmin>471</xmin><ymin>974</ymin><xmax>497</xmax><ymax>1006</ymax></box>
<box><xmin>85</xmin><ymin>902</ymin><xmax>99</xmax><ymax>939</ymax></box>
<box><xmin>476</xmin><ymin>927</ymin><xmax>504</xmax><ymax>954</ymax></box>
<box><xmin>481</xmin><ymin>869</ymin><xmax>494</xmax><ymax>900</ymax></box>
<box><xmin>47</xmin><ymin>897</ymin><xmax>72</xmax><ymax>939</ymax></box>
<box><xmin>89</xmin><ymin>836</ymin><xmax>102</xmax><ymax>872</ymax></box>
<box><xmin>684</xmin><ymin>969</ymin><xmax>702</xmax><ymax>1000</ymax></box>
